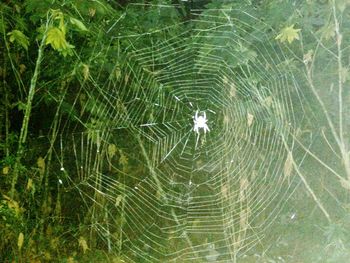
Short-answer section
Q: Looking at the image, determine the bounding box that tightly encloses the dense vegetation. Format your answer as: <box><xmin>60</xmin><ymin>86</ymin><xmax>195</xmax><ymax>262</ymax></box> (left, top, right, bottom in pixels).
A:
<box><xmin>1</xmin><ymin>0</ymin><xmax>350</xmax><ymax>262</ymax></box>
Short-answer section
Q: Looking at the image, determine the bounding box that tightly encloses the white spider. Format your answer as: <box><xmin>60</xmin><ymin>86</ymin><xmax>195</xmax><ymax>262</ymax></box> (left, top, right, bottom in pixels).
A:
<box><xmin>193</xmin><ymin>110</ymin><xmax>210</xmax><ymax>134</ymax></box>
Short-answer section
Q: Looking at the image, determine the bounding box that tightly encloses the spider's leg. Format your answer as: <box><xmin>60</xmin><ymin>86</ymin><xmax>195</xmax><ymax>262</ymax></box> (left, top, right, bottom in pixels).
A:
<box><xmin>195</xmin><ymin>110</ymin><xmax>198</xmax><ymax>119</ymax></box>
<box><xmin>203</xmin><ymin>111</ymin><xmax>206</xmax><ymax>119</ymax></box>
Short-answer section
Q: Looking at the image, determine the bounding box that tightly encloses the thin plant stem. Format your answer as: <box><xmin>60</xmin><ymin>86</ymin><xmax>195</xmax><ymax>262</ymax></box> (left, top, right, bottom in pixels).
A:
<box><xmin>10</xmin><ymin>16</ymin><xmax>50</xmax><ymax>198</ymax></box>
<box><xmin>282</xmin><ymin>136</ymin><xmax>331</xmax><ymax>222</ymax></box>
<box><xmin>331</xmin><ymin>1</ymin><xmax>350</xmax><ymax>179</ymax></box>
<box><xmin>332</xmin><ymin>1</ymin><xmax>344</xmax><ymax>147</ymax></box>
<box><xmin>5</xmin><ymin>85</ymin><xmax>10</xmax><ymax>157</ymax></box>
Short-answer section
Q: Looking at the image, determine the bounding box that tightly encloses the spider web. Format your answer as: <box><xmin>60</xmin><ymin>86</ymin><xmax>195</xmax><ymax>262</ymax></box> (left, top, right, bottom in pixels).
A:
<box><xmin>58</xmin><ymin>4</ymin><xmax>307</xmax><ymax>262</ymax></box>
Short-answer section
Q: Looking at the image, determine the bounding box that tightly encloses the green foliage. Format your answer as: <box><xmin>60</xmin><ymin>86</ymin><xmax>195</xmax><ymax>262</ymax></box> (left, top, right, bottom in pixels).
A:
<box><xmin>275</xmin><ymin>24</ymin><xmax>301</xmax><ymax>44</ymax></box>
<box><xmin>69</xmin><ymin>17</ymin><xmax>88</xmax><ymax>32</ymax></box>
<box><xmin>25</xmin><ymin>0</ymin><xmax>55</xmax><ymax>22</ymax></box>
<box><xmin>7</xmin><ymin>29</ymin><xmax>29</xmax><ymax>50</ymax></box>
<box><xmin>44</xmin><ymin>10</ymin><xmax>76</xmax><ymax>57</ymax></box>
<box><xmin>46</xmin><ymin>27</ymin><xmax>69</xmax><ymax>50</ymax></box>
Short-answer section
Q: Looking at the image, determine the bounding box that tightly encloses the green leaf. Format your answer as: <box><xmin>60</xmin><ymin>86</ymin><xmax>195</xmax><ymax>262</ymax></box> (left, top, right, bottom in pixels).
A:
<box><xmin>60</xmin><ymin>44</ymin><xmax>75</xmax><ymax>57</ymax></box>
<box><xmin>17</xmin><ymin>232</ymin><xmax>24</xmax><ymax>251</ymax></box>
<box><xmin>275</xmin><ymin>24</ymin><xmax>301</xmax><ymax>44</ymax></box>
<box><xmin>46</xmin><ymin>27</ymin><xmax>68</xmax><ymax>50</ymax></box>
<box><xmin>17</xmin><ymin>101</ymin><xmax>27</xmax><ymax>111</ymax></box>
<box><xmin>108</xmin><ymin>144</ymin><xmax>117</xmax><ymax>159</ymax></box>
<box><xmin>50</xmin><ymin>9</ymin><xmax>66</xmax><ymax>33</ymax></box>
<box><xmin>70</xmin><ymin>17</ymin><xmax>88</xmax><ymax>32</ymax></box>
<box><xmin>37</xmin><ymin>156</ymin><xmax>45</xmax><ymax>176</ymax></box>
<box><xmin>45</xmin><ymin>27</ymin><xmax>74</xmax><ymax>56</ymax></box>
<box><xmin>82</xmin><ymin>64</ymin><xmax>90</xmax><ymax>80</ymax></box>
<box><xmin>119</xmin><ymin>150</ymin><xmax>128</xmax><ymax>170</ymax></box>
<box><xmin>7</xmin><ymin>30</ymin><xmax>29</xmax><ymax>50</ymax></box>
<box><xmin>78</xmin><ymin>236</ymin><xmax>89</xmax><ymax>254</ymax></box>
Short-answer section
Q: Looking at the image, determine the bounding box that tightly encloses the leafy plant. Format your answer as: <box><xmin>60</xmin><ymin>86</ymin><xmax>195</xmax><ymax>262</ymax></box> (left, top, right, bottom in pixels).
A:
<box><xmin>275</xmin><ymin>24</ymin><xmax>301</xmax><ymax>44</ymax></box>
<box><xmin>7</xmin><ymin>29</ymin><xmax>29</xmax><ymax>50</ymax></box>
